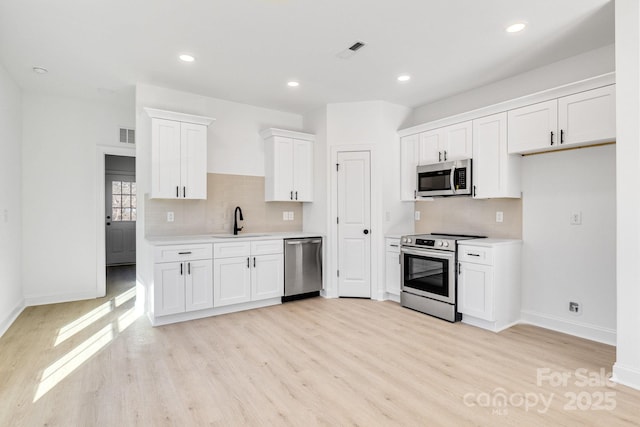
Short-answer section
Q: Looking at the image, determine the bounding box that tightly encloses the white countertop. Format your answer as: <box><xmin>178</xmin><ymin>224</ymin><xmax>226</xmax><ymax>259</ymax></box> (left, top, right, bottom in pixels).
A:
<box><xmin>146</xmin><ymin>231</ymin><xmax>324</xmax><ymax>246</ymax></box>
<box><xmin>458</xmin><ymin>238</ymin><xmax>522</xmax><ymax>247</ymax></box>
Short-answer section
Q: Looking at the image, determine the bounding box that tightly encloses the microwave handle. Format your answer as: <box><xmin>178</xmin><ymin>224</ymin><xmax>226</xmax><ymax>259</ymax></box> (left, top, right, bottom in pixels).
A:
<box><xmin>450</xmin><ymin>165</ymin><xmax>457</xmax><ymax>194</ymax></box>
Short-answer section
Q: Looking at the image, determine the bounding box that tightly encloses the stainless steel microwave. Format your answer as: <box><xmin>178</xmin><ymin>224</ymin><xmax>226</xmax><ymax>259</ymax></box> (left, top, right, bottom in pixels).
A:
<box><xmin>416</xmin><ymin>159</ymin><xmax>472</xmax><ymax>197</ymax></box>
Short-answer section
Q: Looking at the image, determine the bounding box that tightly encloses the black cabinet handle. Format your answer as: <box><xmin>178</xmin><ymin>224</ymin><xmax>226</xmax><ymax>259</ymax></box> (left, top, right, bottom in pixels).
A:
<box><xmin>290</xmin><ymin>191</ymin><xmax>293</xmax><ymax>200</ymax></box>
<box><xmin>253</xmin><ymin>257</ymin><xmax>256</xmax><ymax>268</ymax></box>
<box><xmin>176</xmin><ymin>186</ymin><xmax>179</xmax><ymax>197</ymax></box>
<box><xmin>444</xmin><ymin>150</ymin><xmax>447</xmax><ymax>161</ymax></box>
<box><xmin>295</xmin><ymin>191</ymin><xmax>298</xmax><ymax>200</ymax></box>
<box><xmin>188</xmin><ymin>262</ymin><xmax>191</xmax><ymax>275</ymax></box>
<box><xmin>473</xmin><ymin>185</ymin><xmax>477</xmax><ymax>197</ymax></box>
<box><xmin>550</xmin><ymin>131</ymin><xmax>554</xmax><ymax>146</ymax></box>
<box><xmin>560</xmin><ymin>129</ymin><xmax>564</xmax><ymax>144</ymax></box>
<box><xmin>247</xmin><ymin>257</ymin><xmax>250</xmax><ymax>268</ymax></box>
<box><xmin>180</xmin><ymin>263</ymin><xmax>183</xmax><ymax>276</ymax></box>
<box><xmin>178</xmin><ymin>251</ymin><xmax>192</xmax><ymax>255</ymax></box>
<box><xmin>438</xmin><ymin>151</ymin><xmax>442</xmax><ymax>162</ymax></box>
<box><xmin>183</xmin><ymin>186</ymin><xmax>186</xmax><ymax>198</ymax></box>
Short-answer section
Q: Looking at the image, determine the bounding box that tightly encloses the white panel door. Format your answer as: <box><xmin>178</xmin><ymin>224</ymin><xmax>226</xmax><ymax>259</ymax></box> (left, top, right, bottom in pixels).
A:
<box><xmin>213</xmin><ymin>256</ymin><xmax>252</xmax><ymax>307</ymax></box>
<box><xmin>251</xmin><ymin>254</ymin><xmax>284</xmax><ymax>301</ymax></box>
<box><xmin>180</xmin><ymin>122</ymin><xmax>208</xmax><ymax>199</ymax></box>
<box><xmin>400</xmin><ymin>134</ymin><xmax>420</xmax><ymax>201</ymax></box>
<box><xmin>151</xmin><ymin>118</ymin><xmax>181</xmax><ymax>198</ymax></box>
<box><xmin>185</xmin><ymin>259</ymin><xmax>213</xmax><ymax>312</ymax></box>
<box><xmin>337</xmin><ymin>151</ymin><xmax>371</xmax><ymax>298</ymax></box>
<box><xmin>154</xmin><ymin>263</ymin><xmax>185</xmax><ymax>316</ymax></box>
<box><xmin>272</xmin><ymin>136</ymin><xmax>294</xmax><ymax>201</ymax></box>
<box><xmin>419</xmin><ymin>129</ymin><xmax>442</xmax><ymax>165</ymax></box>
<box><xmin>459</xmin><ymin>262</ymin><xmax>494</xmax><ymax>321</ymax></box>
<box><xmin>558</xmin><ymin>85</ymin><xmax>616</xmax><ymax>148</ymax></box>
<box><xmin>292</xmin><ymin>139</ymin><xmax>313</xmax><ymax>202</ymax></box>
<box><xmin>443</xmin><ymin>121</ymin><xmax>473</xmax><ymax>161</ymax></box>
<box><xmin>105</xmin><ymin>174</ymin><xmax>136</xmax><ymax>265</ymax></box>
<box><xmin>507</xmin><ymin>100</ymin><xmax>558</xmax><ymax>154</ymax></box>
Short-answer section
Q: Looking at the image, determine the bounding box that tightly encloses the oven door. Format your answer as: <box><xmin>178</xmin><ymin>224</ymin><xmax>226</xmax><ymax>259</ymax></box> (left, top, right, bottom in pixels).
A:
<box><xmin>401</xmin><ymin>247</ymin><xmax>456</xmax><ymax>304</ymax></box>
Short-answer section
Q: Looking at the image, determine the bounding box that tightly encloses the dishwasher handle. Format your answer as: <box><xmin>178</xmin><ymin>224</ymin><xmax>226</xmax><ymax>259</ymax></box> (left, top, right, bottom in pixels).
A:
<box><xmin>286</xmin><ymin>239</ymin><xmax>322</xmax><ymax>245</ymax></box>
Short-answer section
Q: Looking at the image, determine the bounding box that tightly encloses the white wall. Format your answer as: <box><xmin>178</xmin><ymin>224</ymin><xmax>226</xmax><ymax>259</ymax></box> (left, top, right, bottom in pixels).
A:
<box><xmin>520</xmin><ymin>145</ymin><xmax>616</xmax><ymax>344</ymax></box>
<box><xmin>21</xmin><ymin>93</ymin><xmax>134</xmax><ymax>304</ymax></box>
<box><xmin>0</xmin><ymin>63</ymin><xmax>23</xmax><ymax>336</ymax></box>
<box><xmin>408</xmin><ymin>44</ymin><xmax>615</xmax><ymax>126</ymax></box>
<box><xmin>614</xmin><ymin>0</ymin><xmax>640</xmax><ymax>390</ymax></box>
<box><xmin>318</xmin><ymin>101</ymin><xmax>413</xmax><ymax>299</ymax></box>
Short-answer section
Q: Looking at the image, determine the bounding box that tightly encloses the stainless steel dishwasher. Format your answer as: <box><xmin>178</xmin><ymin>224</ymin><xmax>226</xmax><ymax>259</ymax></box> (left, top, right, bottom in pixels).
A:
<box><xmin>283</xmin><ymin>237</ymin><xmax>323</xmax><ymax>301</ymax></box>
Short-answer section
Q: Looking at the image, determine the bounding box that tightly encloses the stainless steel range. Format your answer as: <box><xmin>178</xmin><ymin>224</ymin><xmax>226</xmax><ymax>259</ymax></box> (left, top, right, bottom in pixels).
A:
<box><xmin>400</xmin><ymin>233</ymin><xmax>484</xmax><ymax>322</ymax></box>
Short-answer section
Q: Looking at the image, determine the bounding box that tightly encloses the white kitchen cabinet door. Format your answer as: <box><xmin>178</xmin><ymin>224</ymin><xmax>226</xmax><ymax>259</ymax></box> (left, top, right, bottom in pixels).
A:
<box><xmin>459</xmin><ymin>262</ymin><xmax>494</xmax><ymax>321</ymax></box>
<box><xmin>418</xmin><ymin>129</ymin><xmax>443</xmax><ymax>165</ymax></box>
<box><xmin>400</xmin><ymin>134</ymin><xmax>420</xmax><ymax>201</ymax></box>
<box><xmin>508</xmin><ymin>99</ymin><xmax>558</xmax><ymax>154</ymax></box>
<box><xmin>384</xmin><ymin>240</ymin><xmax>401</xmax><ymax>296</ymax></box>
<box><xmin>442</xmin><ymin>121</ymin><xmax>473</xmax><ymax>161</ymax></box>
<box><xmin>180</xmin><ymin>122</ymin><xmax>208</xmax><ymax>199</ymax></box>
<box><xmin>185</xmin><ymin>259</ymin><xmax>213</xmax><ymax>312</ymax></box>
<box><xmin>251</xmin><ymin>253</ymin><xmax>284</xmax><ymax>301</ymax></box>
<box><xmin>293</xmin><ymin>139</ymin><xmax>313</xmax><ymax>202</ymax></box>
<box><xmin>214</xmin><ymin>256</ymin><xmax>252</xmax><ymax>307</ymax></box>
<box><xmin>266</xmin><ymin>136</ymin><xmax>294</xmax><ymax>201</ymax></box>
<box><xmin>151</xmin><ymin>118</ymin><xmax>182</xmax><ymax>199</ymax></box>
<box><xmin>154</xmin><ymin>262</ymin><xmax>186</xmax><ymax>316</ymax></box>
<box><xmin>472</xmin><ymin>113</ymin><xmax>521</xmax><ymax>199</ymax></box>
<box><xmin>558</xmin><ymin>85</ymin><xmax>616</xmax><ymax>148</ymax></box>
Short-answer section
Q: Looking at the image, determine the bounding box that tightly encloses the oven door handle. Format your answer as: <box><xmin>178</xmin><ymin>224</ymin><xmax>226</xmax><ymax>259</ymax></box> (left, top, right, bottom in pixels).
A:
<box><xmin>401</xmin><ymin>247</ymin><xmax>455</xmax><ymax>260</ymax></box>
<box><xmin>450</xmin><ymin>164</ymin><xmax>457</xmax><ymax>194</ymax></box>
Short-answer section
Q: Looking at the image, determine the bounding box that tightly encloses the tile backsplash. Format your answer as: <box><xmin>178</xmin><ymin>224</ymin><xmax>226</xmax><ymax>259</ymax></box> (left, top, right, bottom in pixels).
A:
<box><xmin>415</xmin><ymin>197</ymin><xmax>522</xmax><ymax>239</ymax></box>
<box><xmin>146</xmin><ymin>173</ymin><xmax>303</xmax><ymax>236</ymax></box>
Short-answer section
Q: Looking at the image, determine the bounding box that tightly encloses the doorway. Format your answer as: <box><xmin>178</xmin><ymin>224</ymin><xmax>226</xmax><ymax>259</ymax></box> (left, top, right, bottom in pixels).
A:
<box><xmin>336</xmin><ymin>150</ymin><xmax>372</xmax><ymax>298</ymax></box>
<box><xmin>105</xmin><ymin>154</ymin><xmax>136</xmax><ymax>293</ymax></box>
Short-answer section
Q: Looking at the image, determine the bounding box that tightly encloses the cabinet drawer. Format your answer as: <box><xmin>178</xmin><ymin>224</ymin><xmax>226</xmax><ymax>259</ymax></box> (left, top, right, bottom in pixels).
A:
<box><xmin>458</xmin><ymin>245</ymin><xmax>493</xmax><ymax>265</ymax></box>
<box><xmin>154</xmin><ymin>244</ymin><xmax>213</xmax><ymax>263</ymax></box>
<box><xmin>213</xmin><ymin>241</ymin><xmax>251</xmax><ymax>259</ymax></box>
<box><xmin>386</xmin><ymin>238</ymin><xmax>401</xmax><ymax>253</ymax></box>
<box><xmin>251</xmin><ymin>239</ymin><xmax>283</xmax><ymax>255</ymax></box>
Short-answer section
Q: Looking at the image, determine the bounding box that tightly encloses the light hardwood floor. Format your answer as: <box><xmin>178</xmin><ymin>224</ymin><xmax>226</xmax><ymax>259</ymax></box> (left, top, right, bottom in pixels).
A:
<box><xmin>1</xmin><ymin>270</ymin><xmax>638</xmax><ymax>426</ymax></box>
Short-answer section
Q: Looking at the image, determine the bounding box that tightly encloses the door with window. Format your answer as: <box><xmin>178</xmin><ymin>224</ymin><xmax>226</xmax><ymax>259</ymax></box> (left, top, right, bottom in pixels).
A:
<box><xmin>106</xmin><ymin>170</ymin><xmax>136</xmax><ymax>266</ymax></box>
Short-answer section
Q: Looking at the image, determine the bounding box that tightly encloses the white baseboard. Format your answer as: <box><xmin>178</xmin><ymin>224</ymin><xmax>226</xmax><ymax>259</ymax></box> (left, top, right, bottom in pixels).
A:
<box><xmin>384</xmin><ymin>292</ymin><xmax>400</xmax><ymax>303</ymax></box>
<box><xmin>520</xmin><ymin>309</ymin><xmax>616</xmax><ymax>346</ymax></box>
<box><xmin>24</xmin><ymin>290</ymin><xmax>97</xmax><ymax>307</ymax></box>
<box><xmin>613</xmin><ymin>363</ymin><xmax>640</xmax><ymax>391</ymax></box>
<box><xmin>0</xmin><ymin>299</ymin><xmax>26</xmax><ymax>338</ymax></box>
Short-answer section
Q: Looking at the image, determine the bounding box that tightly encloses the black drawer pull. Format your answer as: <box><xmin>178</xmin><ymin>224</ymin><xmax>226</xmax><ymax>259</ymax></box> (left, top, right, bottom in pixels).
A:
<box><xmin>178</xmin><ymin>251</ymin><xmax>192</xmax><ymax>255</ymax></box>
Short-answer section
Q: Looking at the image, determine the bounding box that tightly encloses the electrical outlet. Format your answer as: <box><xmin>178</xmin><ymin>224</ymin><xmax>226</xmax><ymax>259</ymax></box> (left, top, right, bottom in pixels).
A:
<box><xmin>289</xmin><ymin>211</ymin><xmax>294</xmax><ymax>221</ymax></box>
<box><xmin>414</xmin><ymin>211</ymin><xmax>421</xmax><ymax>221</ymax></box>
<box><xmin>570</xmin><ymin>212</ymin><xmax>582</xmax><ymax>225</ymax></box>
<box><xmin>283</xmin><ymin>211</ymin><xmax>288</xmax><ymax>221</ymax></box>
<box><xmin>496</xmin><ymin>211</ymin><xmax>504</xmax><ymax>223</ymax></box>
<box><xmin>167</xmin><ymin>211</ymin><xmax>174</xmax><ymax>222</ymax></box>
<box><xmin>569</xmin><ymin>301</ymin><xmax>581</xmax><ymax>315</ymax></box>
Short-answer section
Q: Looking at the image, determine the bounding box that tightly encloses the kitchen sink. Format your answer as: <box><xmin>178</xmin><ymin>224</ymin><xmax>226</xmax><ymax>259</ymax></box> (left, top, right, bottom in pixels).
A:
<box><xmin>210</xmin><ymin>233</ymin><xmax>271</xmax><ymax>238</ymax></box>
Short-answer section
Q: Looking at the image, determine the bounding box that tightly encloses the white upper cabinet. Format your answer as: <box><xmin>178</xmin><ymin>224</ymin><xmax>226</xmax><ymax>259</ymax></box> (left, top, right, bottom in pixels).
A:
<box><xmin>400</xmin><ymin>134</ymin><xmax>420</xmax><ymax>201</ymax></box>
<box><xmin>472</xmin><ymin>113</ymin><xmax>521</xmax><ymax>199</ymax></box>
<box><xmin>508</xmin><ymin>85</ymin><xmax>615</xmax><ymax>154</ymax></box>
<box><xmin>419</xmin><ymin>121</ymin><xmax>472</xmax><ymax>165</ymax></box>
<box><xmin>146</xmin><ymin>108</ymin><xmax>215</xmax><ymax>200</ymax></box>
<box><xmin>262</xmin><ymin>128</ymin><xmax>314</xmax><ymax>202</ymax></box>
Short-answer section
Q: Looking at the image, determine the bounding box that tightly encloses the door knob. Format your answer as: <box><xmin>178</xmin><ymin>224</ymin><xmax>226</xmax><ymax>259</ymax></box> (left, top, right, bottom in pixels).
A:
<box><xmin>363</xmin><ymin>229</ymin><xmax>369</xmax><ymax>235</ymax></box>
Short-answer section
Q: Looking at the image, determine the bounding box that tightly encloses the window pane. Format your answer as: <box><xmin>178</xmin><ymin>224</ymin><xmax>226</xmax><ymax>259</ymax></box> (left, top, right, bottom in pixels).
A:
<box><xmin>122</xmin><ymin>208</ymin><xmax>131</xmax><ymax>221</ymax></box>
<box><xmin>131</xmin><ymin>208</ymin><xmax>137</xmax><ymax>221</ymax></box>
<box><xmin>122</xmin><ymin>195</ymin><xmax>131</xmax><ymax>208</ymax></box>
<box><xmin>112</xmin><ymin>181</ymin><xmax>121</xmax><ymax>194</ymax></box>
<box><xmin>113</xmin><ymin>195</ymin><xmax>121</xmax><ymax>207</ymax></box>
<box><xmin>131</xmin><ymin>196</ymin><xmax>137</xmax><ymax>209</ymax></box>
<box><xmin>112</xmin><ymin>208</ymin><xmax>121</xmax><ymax>221</ymax></box>
<box><xmin>122</xmin><ymin>181</ymin><xmax>131</xmax><ymax>194</ymax></box>
<box><xmin>131</xmin><ymin>183</ymin><xmax>136</xmax><ymax>195</ymax></box>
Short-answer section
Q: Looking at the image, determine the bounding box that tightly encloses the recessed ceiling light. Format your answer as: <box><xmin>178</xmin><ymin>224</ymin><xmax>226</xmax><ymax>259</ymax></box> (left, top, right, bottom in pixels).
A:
<box><xmin>506</xmin><ymin>22</ymin><xmax>527</xmax><ymax>33</ymax></box>
<box><xmin>32</xmin><ymin>66</ymin><xmax>48</xmax><ymax>74</ymax></box>
<box><xmin>397</xmin><ymin>74</ymin><xmax>411</xmax><ymax>82</ymax></box>
<box><xmin>287</xmin><ymin>81</ymin><xmax>300</xmax><ymax>88</ymax></box>
<box><xmin>179</xmin><ymin>54</ymin><xmax>195</xmax><ymax>62</ymax></box>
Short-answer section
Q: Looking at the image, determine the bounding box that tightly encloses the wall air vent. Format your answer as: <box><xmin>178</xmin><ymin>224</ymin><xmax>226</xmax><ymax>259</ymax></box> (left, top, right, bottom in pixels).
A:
<box><xmin>336</xmin><ymin>41</ymin><xmax>367</xmax><ymax>59</ymax></box>
<box><xmin>119</xmin><ymin>128</ymin><xmax>135</xmax><ymax>144</ymax></box>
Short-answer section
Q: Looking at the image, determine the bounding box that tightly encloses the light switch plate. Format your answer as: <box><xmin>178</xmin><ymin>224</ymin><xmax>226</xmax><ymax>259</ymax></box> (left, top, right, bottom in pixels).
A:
<box><xmin>496</xmin><ymin>211</ymin><xmax>504</xmax><ymax>223</ymax></box>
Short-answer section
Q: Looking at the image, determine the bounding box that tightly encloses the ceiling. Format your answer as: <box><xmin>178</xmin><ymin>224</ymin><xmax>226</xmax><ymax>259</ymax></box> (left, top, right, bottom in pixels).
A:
<box><xmin>0</xmin><ymin>0</ymin><xmax>614</xmax><ymax>114</ymax></box>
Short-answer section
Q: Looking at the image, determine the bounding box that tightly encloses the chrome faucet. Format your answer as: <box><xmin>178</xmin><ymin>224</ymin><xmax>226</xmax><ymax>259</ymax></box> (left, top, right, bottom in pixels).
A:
<box><xmin>233</xmin><ymin>206</ymin><xmax>244</xmax><ymax>235</ymax></box>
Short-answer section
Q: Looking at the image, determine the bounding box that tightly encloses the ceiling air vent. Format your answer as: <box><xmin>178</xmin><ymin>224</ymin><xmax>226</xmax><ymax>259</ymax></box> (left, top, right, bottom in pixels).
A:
<box><xmin>336</xmin><ymin>41</ymin><xmax>367</xmax><ymax>59</ymax></box>
<box><xmin>119</xmin><ymin>128</ymin><xmax>135</xmax><ymax>144</ymax></box>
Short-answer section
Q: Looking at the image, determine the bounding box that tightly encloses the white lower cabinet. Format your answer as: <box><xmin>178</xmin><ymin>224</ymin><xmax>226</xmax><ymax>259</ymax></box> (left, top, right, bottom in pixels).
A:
<box><xmin>384</xmin><ymin>238</ymin><xmax>401</xmax><ymax>297</ymax></box>
<box><xmin>458</xmin><ymin>240</ymin><xmax>521</xmax><ymax>332</ymax></box>
<box><xmin>213</xmin><ymin>239</ymin><xmax>284</xmax><ymax>308</ymax></box>
<box><xmin>153</xmin><ymin>244</ymin><xmax>213</xmax><ymax>317</ymax></box>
